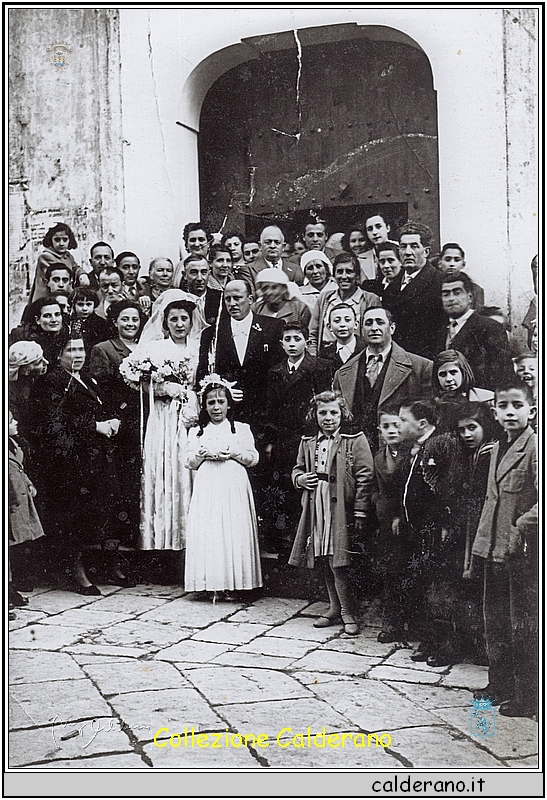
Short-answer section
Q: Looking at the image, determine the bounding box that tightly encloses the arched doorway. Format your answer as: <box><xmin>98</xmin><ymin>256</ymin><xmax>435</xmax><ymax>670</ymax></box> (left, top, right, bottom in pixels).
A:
<box><xmin>197</xmin><ymin>24</ymin><xmax>438</xmax><ymax>243</ymax></box>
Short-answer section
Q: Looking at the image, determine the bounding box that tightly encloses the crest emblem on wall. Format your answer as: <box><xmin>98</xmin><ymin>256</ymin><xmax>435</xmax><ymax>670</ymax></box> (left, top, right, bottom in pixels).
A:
<box><xmin>46</xmin><ymin>42</ymin><xmax>72</xmax><ymax>70</ymax></box>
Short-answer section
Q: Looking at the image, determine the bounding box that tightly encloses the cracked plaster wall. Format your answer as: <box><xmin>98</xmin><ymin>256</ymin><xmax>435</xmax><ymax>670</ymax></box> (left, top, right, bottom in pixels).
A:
<box><xmin>9</xmin><ymin>8</ymin><xmax>537</xmax><ymax>336</ymax></box>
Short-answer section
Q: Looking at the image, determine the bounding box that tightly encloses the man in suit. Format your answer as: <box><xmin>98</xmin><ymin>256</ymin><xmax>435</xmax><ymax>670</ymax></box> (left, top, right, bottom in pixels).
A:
<box><xmin>300</xmin><ymin>217</ymin><xmax>338</xmax><ymax>263</ymax></box>
<box><xmin>333</xmin><ymin>306</ymin><xmax>433</xmax><ymax>451</ymax></box>
<box><xmin>438</xmin><ymin>271</ymin><xmax>513</xmax><ymax>390</ymax></box>
<box><xmin>94</xmin><ymin>267</ymin><xmax>124</xmax><ymax>320</ymax></box>
<box><xmin>245</xmin><ymin>225</ymin><xmax>304</xmax><ymax>289</ymax></box>
<box><xmin>197</xmin><ymin>278</ymin><xmax>284</xmax><ymax>436</ymax></box>
<box><xmin>384</xmin><ymin>222</ymin><xmax>445</xmax><ymax>360</ymax></box>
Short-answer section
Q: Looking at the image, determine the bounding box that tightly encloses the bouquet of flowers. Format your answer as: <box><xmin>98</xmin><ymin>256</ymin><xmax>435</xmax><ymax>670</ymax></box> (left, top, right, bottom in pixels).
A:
<box><xmin>120</xmin><ymin>353</ymin><xmax>193</xmax><ymax>403</ymax></box>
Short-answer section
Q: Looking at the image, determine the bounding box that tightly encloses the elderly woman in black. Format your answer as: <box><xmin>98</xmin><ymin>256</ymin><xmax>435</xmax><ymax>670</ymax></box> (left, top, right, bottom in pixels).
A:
<box><xmin>30</xmin><ymin>331</ymin><xmax>123</xmax><ymax>594</ymax></box>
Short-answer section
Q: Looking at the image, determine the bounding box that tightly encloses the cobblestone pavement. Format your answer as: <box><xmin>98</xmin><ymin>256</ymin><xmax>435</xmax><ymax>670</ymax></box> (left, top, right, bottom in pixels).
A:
<box><xmin>9</xmin><ymin>585</ymin><xmax>538</xmax><ymax>770</ymax></box>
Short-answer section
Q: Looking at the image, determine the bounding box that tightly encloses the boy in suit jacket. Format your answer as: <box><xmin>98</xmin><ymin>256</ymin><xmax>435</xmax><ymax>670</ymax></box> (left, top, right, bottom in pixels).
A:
<box><xmin>472</xmin><ymin>380</ymin><xmax>537</xmax><ymax>717</ymax></box>
<box><xmin>319</xmin><ymin>303</ymin><xmax>366</xmax><ymax>369</ymax></box>
<box><xmin>263</xmin><ymin>322</ymin><xmax>333</xmax><ymax>555</ymax></box>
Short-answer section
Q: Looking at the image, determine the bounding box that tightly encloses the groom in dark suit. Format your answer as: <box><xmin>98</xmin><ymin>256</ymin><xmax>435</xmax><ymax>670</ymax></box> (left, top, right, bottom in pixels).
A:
<box><xmin>197</xmin><ymin>279</ymin><xmax>284</xmax><ymax>436</ymax></box>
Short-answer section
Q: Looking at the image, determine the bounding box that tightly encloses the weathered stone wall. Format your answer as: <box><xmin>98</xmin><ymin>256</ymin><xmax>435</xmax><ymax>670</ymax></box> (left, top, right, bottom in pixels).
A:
<box><xmin>8</xmin><ymin>7</ymin><xmax>124</xmax><ymax>327</ymax></box>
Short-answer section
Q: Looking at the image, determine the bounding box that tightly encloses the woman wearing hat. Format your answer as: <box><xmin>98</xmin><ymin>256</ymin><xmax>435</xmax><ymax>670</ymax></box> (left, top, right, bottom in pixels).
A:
<box><xmin>8</xmin><ymin>342</ymin><xmax>49</xmax><ymax>444</ymax></box>
<box><xmin>253</xmin><ymin>268</ymin><xmax>311</xmax><ymax>336</ymax></box>
<box><xmin>299</xmin><ymin>250</ymin><xmax>338</xmax><ymax>312</ymax></box>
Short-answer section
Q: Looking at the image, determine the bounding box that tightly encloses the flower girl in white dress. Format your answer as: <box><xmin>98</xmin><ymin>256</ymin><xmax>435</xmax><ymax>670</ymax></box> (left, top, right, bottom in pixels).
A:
<box><xmin>184</xmin><ymin>376</ymin><xmax>263</xmax><ymax>598</ymax></box>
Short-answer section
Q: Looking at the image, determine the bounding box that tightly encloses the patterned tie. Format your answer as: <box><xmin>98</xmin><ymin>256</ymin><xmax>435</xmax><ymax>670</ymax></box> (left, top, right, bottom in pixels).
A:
<box><xmin>446</xmin><ymin>319</ymin><xmax>458</xmax><ymax>347</ymax></box>
<box><xmin>366</xmin><ymin>354</ymin><xmax>382</xmax><ymax>387</ymax></box>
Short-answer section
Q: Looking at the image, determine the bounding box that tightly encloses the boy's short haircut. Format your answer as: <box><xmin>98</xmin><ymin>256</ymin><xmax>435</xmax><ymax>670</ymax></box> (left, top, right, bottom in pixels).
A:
<box><xmin>281</xmin><ymin>321</ymin><xmax>306</xmax><ymax>337</ymax></box>
<box><xmin>328</xmin><ymin>302</ymin><xmax>356</xmax><ymax>322</ymax></box>
<box><xmin>440</xmin><ymin>242</ymin><xmax>466</xmax><ymax>259</ymax></box>
<box><xmin>69</xmin><ymin>287</ymin><xmax>100</xmax><ymax>307</ymax></box>
<box><xmin>494</xmin><ymin>379</ymin><xmax>535</xmax><ymax>405</ymax></box>
<box><xmin>45</xmin><ymin>263</ymin><xmax>73</xmax><ymax>280</ymax></box>
<box><xmin>377</xmin><ymin>406</ymin><xmax>401</xmax><ymax>424</ymax></box>
<box><xmin>399</xmin><ymin>398</ymin><xmax>436</xmax><ymax>425</ymax></box>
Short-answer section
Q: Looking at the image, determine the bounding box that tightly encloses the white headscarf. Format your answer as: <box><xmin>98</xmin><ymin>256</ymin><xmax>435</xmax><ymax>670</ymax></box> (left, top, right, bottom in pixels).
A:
<box><xmin>9</xmin><ymin>341</ymin><xmax>44</xmax><ymax>381</ymax></box>
<box><xmin>139</xmin><ymin>289</ymin><xmax>209</xmax><ymax>345</ymax></box>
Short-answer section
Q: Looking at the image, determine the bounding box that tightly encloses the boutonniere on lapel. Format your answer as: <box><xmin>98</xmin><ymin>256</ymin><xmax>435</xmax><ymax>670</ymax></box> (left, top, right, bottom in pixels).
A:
<box><xmin>252</xmin><ymin>322</ymin><xmax>262</xmax><ymax>332</ymax></box>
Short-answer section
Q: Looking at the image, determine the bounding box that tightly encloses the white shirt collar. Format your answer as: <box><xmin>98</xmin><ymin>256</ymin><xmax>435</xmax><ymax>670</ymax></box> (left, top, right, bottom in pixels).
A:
<box><xmin>230</xmin><ymin>312</ymin><xmax>253</xmax><ymax>335</ymax></box>
<box><xmin>449</xmin><ymin>307</ymin><xmax>475</xmax><ymax>330</ymax></box>
<box><xmin>288</xmin><ymin>354</ymin><xmax>305</xmax><ymax>372</ymax></box>
<box><xmin>336</xmin><ymin>335</ymin><xmax>357</xmax><ymax>353</ymax></box>
<box><xmin>365</xmin><ymin>343</ymin><xmax>392</xmax><ymax>362</ymax></box>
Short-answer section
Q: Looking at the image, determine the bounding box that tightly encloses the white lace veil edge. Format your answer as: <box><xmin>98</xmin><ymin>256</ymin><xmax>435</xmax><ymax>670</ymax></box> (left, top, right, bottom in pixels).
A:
<box><xmin>138</xmin><ymin>289</ymin><xmax>209</xmax><ymax>345</ymax></box>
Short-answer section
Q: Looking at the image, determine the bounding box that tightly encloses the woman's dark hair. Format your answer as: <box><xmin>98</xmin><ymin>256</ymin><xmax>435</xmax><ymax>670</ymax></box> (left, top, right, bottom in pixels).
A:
<box><xmin>197</xmin><ymin>383</ymin><xmax>236</xmax><ymax>436</ymax></box>
<box><xmin>106</xmin><ymin>299</ymin><xmax>146</xmax><ymax>338</ymax></box>
<box><xmin>341</xmin><ymin>226</ymin><xmax>366</xmax><ymax>254</ymax></box>
<box><xmin>115</xmin><ymin>251</ymin><xmax>140</xmax><ymax>268</ymax></box>
<box><xmin>183</xmin><ymin>222</ymin><xmax>209</xmax><ymax>248</ymax></box>
<box><xmin>453</xmin><ymin>401</ymin><xmax>497</xmax><ymax>443</ymax></box>
<box><xmin>28</xmin><ymin>295</ymin><xmax>63</xmax><ymax>325</ymax></box>
<box><xmin>42</xmin><ymin>222</ymin><xmax>77</xmax><ymax>250</ymax></box>
<box><xmin>433</xmin><ymin>349</ymin><xmax>475</xmax><ymax>397</ymax></box>
<box><xmin>305</xmin><ymin>390</ymin><xmax>353</xmax><ymax>426</ymax></box>
<box><xmin>221</xmin><ymin>231</ymin><xmax>243</xmax><ymax>246</ymax></box>
<box><xmin>69</xmin><ymin>286</ymin><xmax>100</xmax><ymax>307</ymax></box>
<box><xmin>162</xmin><ymin>299</ymin><xmax>196</xmax><ymax>331</ymax></box>
<box><xmin>209</xmin><ymin>245</ymin><xmax>233</xmax><ymax>263</ymax></box>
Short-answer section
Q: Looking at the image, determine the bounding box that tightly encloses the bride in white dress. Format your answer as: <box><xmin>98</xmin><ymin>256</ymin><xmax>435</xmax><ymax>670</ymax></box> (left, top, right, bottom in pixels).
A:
<box><xmin>120</xmin><ymin>289</ymin><xmax>207</xmax><ymax>551</ymax></box>
<box><xmin>184</xmin><ymin>377</ymin><xmax>263</xmax><ymax>594</ymax></box>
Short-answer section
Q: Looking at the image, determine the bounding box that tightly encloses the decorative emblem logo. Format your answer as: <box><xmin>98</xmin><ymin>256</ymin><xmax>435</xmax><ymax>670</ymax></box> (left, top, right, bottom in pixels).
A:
<box><xmin>469</xmin><ymin>695</ymin><xmax>496</xmax><ymax>738</ymax></box>
<box><xmin>46</xmin><ymin>42</ymin><xmax>72</xmax><ymax>70</ymax></box>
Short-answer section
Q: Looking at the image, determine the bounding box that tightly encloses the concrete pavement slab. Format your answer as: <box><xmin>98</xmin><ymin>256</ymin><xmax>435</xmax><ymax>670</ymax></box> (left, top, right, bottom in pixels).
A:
<box><xmin>210</xmin><ymin>650</ymin><xmax>295</xmax><ymax>671</ymax></box>
<box><xmin>219</xmin><ymin>697</ymin><xmax>356</xmax><ymax>739</ymax></box>
<box><xmin>81</xmin><ymin>659</ymin><xmax>192</xmax><ymax>695</ymax></box>
<box><xmin>228</xmin><ymin>597</ymin><xmax>310</xmax><ymax>625</ymax></box>
<box><xmin>368</xmin><ymin>665</ymin><xmax>442</xmax><ymax>684</ymax></box>
<box><xmin>261</xmin><ymin>734</ymin><xmax>402</xmax><ymax>768</ymax></box>
<box><xmin>505</xmin><ymin>755</ymin><xmax>539</xmax><ymax>767</ymax></box>
<box><xmin>9</xmin><ymin>651</ymin><xmax>84</xmax><ymax>685</ymax></box>
<box><xmin>142</xmin><ymin>597</ymin><xmax>243</xmax><ymax>628</ymax></box>
<box><xmin>237</xmin><ymin>636</ymin><xmax>314</xmax><ymax>660</ymax></box>
<box><xmin>65</xmin><ymin>644</ymin><xmax>148</xmax><ymax>659</ymax></box>
<box><xmin>116</xmin><ymin>584</ymin><xmax>187</xmax><ymax>598</ymax></box>
<box><xmin>310</xmin><ymin>678</ymin><xmax>439</xmax><ymax>731</ymax></box>
<box><xmin>432</xmin><ymin>707</ymin><xmax>538</xmax><ymax>760</ymax></box>
<box><xmin>9</xmin><ymin>624</ymin><xmax>89</xmax><ymax>651</ymax></box>
<box><xmin>191</xmin><ymin>622</ymin><xmax>270</xmax><ymax>646</ymax></box>
<box><xmin>439</xmin><ymin>663</ymin><xmax>489</xmax><ymax>689</ymax></box>
<box><xmin>8</xmin><ymin>610</ymin><xmax>48</xmax><ymax>631</ymax></box>
<box><xmin>320</xmin><ymin>635</ymin><xmax>394</xmax><ymax>659</ymax></box>
<box><xmin>156</xmin><ymin>640</ymin><xmax>234</xmax><ymax>663</ymax></box>
<box><xmin>94</xmin><ymin>620</ymin><xmax>194</xmax><ymax>650</ymax></box>
<box><xmin>9</xmin><ymin>679</ymin><xmax>112</xmax><ymax>730</ymax></box>
<box><xmin>109</xmin><ymin>688</ymin><xmax>224</xmax><ymax>742</ymax></box>
<box><xmin>299</xmin><ymin>601</ymin><xmax>332</xmax><ymax>617</ymax></box>
<box><xmin>39</xmin><ymin>608</ymin><xmax>132</xmax><ymax>629</ymax></box>
<box><xmin>9</xmin><ymin>717</ymin><xmax>133</xmax><ymax>768</ymax></box>
<box><xmin>31</xmin><ymin>753</ymin><xmax>150</xmax><ymax>768</ymax></box>
<box><xmin>387</xmin><ymin>725</ymin><xmax>504</xmax><ymax>768</ymax></box>
<box><xmin>143</xmin><ymin>738</ymin><xmax>260</xmax><ymax>768</ymax></box>
<box><xmin>265</xmin><ymin>617</ymin><xmax>340</xmax><ymax>643</ymax></box>
<box><xmin>24</xmin><ymin>591</ymin><xmax>102</xmax><ymax>614</ymax></box>
<box><xmin>290</xmin><ymin>649</ymin><xmax>380</xmax><ymax>676</ymax></box>
<box><xmin>185</xmin><ymin>666</ymin><xmax>312</xmax><ymax>706</ymax></box>
<box><xmin>385</xmin><ymin>681</ymin><xmax>474</xmax><ymax>709</ymax></box>
<box><xmin>84</xmin><ymin>593</ymin><xmax>170</xmax><ymax>615</ymax></box>
<box><xmin>289</xmin><ymin>671</ymin><xmax>355</xmax><ymax>686</ymax></box>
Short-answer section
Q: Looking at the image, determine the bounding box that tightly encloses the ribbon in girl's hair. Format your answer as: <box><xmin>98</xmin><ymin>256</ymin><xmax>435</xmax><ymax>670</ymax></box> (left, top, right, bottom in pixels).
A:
<box><xmin>198</xmin><ymin>373</ymin><xmax>236</xmax><ymax>400</ymax></box>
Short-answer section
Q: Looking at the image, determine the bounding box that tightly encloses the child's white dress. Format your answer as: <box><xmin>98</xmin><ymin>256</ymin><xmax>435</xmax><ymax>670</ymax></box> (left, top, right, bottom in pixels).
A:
<box><xmin>184</xmin><ymin>419</ymin><xmax>263</xmax><ymax>591</ymax></box>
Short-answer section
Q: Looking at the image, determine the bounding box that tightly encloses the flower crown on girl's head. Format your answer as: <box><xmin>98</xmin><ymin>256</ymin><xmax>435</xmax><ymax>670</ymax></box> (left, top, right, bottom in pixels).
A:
<box><xmin>198</xmin><ymin>373</ymin><xmax>236</xmax><ymax>400</ymax></box>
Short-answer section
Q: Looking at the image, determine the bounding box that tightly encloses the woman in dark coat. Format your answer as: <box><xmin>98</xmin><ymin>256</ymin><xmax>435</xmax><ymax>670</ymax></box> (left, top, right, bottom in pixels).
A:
<box><xmin>89</xmin><ymin>300</ymin><xmax>147</xmax><ymax>549</ymax></box>
<box><xmin>30</xmin><ymin>332</ymin><xmax>123</xmax><ymax>594</ymax></box>
<box><xmin>10</xmin><ymin>296</ymin><xmax>68</xmax><ymax>370</ymax></box>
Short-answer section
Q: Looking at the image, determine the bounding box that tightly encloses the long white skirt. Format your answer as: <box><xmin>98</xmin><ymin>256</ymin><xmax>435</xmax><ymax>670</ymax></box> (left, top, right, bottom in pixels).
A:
<box><xmin>184</xmin><ymin>458</ymin><xmax>262</xmax><ymax>591</ymax></box>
